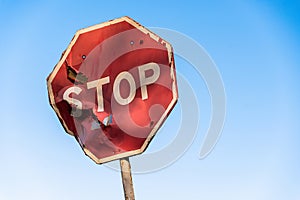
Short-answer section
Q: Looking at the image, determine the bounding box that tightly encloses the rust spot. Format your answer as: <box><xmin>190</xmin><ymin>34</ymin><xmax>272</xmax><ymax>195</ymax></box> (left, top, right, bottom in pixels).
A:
<box><xmin>66</xmin><ymin>65</ymin><xmax>88</xmax><ymax>84</ymax></box>
<box><xmin>150</xmin><ymin>121</ymin><xmax>154</xmax><ymax>127</ymax></box>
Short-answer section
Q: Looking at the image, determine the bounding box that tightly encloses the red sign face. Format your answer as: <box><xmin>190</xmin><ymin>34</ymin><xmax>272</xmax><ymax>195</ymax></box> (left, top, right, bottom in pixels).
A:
<box><xmin>47</xmin><ymin>16</ymin><xmax>178</xmax><ymax>164</ymax></box>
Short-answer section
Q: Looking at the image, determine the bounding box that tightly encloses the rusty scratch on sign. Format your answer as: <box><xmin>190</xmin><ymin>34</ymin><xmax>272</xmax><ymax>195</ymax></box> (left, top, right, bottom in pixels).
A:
<box><xmin>66</xmin><ymin>65</ymin><xmax>88</xmax><ymax>84</ymax></box>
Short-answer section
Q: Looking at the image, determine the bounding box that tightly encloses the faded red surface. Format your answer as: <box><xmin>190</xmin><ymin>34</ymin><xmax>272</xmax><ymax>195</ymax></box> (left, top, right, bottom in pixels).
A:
<box><xmin>47</xmin><ymin>17</ymin><xmax>177</xmax><ymax>163</ymax></box>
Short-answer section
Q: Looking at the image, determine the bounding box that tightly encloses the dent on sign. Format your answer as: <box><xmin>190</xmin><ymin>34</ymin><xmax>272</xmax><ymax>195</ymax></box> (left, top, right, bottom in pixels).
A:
<box><xmin>47</xmin><ymin>16</ymin><xmax>178</xmax><ymax>165</ymax></box>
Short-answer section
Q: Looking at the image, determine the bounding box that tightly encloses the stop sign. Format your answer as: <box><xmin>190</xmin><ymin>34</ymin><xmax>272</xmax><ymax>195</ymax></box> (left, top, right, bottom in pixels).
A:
<box><xmin>47</xmin><ymin>16</ymin><xmax>178</xmax><ymax>164</ymax></box>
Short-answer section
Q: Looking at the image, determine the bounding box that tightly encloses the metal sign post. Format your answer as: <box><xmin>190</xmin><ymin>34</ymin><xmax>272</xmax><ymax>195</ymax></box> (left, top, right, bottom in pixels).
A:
<box><xmin>120</xmin><ymin>157</ymin><xmax>135</xmax><ymax>200</ymax></box>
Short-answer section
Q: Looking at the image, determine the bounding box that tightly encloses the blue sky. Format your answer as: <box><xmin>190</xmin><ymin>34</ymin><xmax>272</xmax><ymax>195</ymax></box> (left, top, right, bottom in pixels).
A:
<box><xmin>0</xmin><ymin>1</ymin><xmax>299</xmax><ymax>199</ymax></box>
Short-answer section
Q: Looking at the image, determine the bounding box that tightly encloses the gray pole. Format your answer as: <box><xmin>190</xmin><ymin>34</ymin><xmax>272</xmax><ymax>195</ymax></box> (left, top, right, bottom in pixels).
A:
<box><xmin>120</xmin><ymin>157</ymin><xmax>135</xmax><ymax>200</ymax></box>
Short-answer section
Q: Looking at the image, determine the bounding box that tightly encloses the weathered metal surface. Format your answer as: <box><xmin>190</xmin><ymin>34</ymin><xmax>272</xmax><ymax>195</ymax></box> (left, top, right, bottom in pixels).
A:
<box><xmin>120</xmin><ymin>157</ymin><xmax>135</xmax><ymax>200</ymax></box>
<box><xmin>47</xmin><ymin>16</ymin><xmax>178</xmax><ymax>164</ymax></box>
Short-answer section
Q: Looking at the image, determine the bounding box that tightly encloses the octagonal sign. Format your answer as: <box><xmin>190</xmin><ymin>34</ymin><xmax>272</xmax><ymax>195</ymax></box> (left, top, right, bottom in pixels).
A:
<box><xmin>47</xmin><ymin>16</ymin><xmax>178</xmax><ymax>164</ymax></box>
